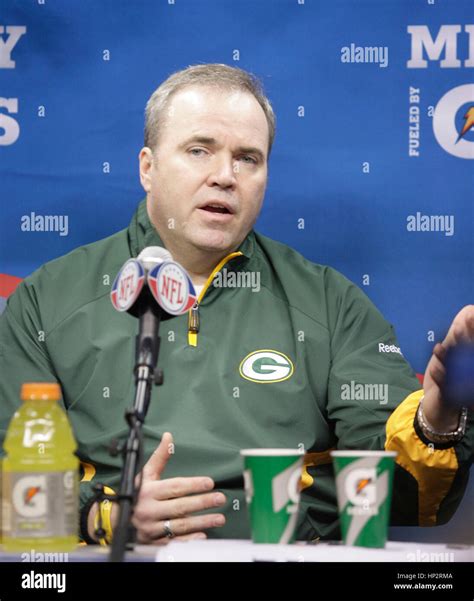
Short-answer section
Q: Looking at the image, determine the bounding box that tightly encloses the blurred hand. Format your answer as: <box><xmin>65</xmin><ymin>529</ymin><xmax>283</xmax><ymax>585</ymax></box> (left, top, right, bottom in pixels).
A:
<box><xmin>423</xmin><ymin>305</ymin><xmax>474</xmax><ymax>430</ymax></box>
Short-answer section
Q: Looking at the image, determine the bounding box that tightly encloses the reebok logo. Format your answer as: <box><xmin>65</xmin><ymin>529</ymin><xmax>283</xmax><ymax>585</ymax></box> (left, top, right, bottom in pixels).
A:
<box><xmin>378</xmin><ymin>343</ymin><xmax>402</xmax><ymax>355</ymax></box>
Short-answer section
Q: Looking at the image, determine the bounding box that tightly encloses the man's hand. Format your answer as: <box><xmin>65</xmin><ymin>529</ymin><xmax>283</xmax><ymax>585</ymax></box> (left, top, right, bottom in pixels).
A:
<box><xmin>423</xmin><ymin>305</ymin><xmax>474</xmax><ymax>431</ymax></box>
<box><xmin>131</xmin><ymin>432</ymin><xmax>226</xmax><ymax>544</ymax></box>
<box><xmin>88</xmin><ymin>432</ymin><xmax>226</xmax><ymax>544</ymax></box>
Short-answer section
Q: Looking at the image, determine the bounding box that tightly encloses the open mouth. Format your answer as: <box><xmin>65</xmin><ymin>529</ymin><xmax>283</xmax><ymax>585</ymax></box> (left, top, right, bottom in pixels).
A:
<box><xmin>201</xmin><ymin>206</ymin><xmax>229</xmax><ymax>214</ymax></box>
<box><xmin>199</xmin><ymin>203</ymin><xmax>233</xmax><ymax>215</ymax></box>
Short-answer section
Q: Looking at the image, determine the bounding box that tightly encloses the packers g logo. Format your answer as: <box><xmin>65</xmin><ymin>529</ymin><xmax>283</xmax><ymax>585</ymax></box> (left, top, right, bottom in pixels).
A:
<box><xmin>433</xmin><ymin>84</ymin><xmax>474</xmax><ymax>159</ymax></box>
<box><xmin>239</xmin><ymin>350</ymin><xmax>294</xmax><ymax>383</ymax></box>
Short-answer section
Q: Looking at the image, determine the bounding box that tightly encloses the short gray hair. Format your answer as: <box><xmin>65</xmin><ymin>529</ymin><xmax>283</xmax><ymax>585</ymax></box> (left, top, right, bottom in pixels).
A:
<box><xmin>144</xmin><ymin>63</ymin><xmax>276</xmax><ymax>156</ymax></box>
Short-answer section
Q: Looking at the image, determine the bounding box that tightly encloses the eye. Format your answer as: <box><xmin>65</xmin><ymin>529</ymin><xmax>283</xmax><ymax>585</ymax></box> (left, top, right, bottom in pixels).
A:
<box><xmin>239</xmin><ymin>155</ymin><xmax>258</xmax><ymax>164</ymax></box>
<box><xmin>189</xmin><ymin>148</ymin><xmax>207</xmax><ymax>157</ymax></box>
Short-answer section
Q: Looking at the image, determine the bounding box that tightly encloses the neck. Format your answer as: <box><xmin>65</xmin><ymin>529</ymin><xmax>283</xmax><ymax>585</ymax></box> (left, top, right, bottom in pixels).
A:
<box><xmin>146</xmin><ymin>207</ymin><xmax>245</xmax><ymax>286</ymax></box>
<box><xmin>182</xmin><ymin>255</ymin><xmax>227</xmax><ymax>287</ymax></box>
<box><xmin>157</xmin><ymin>234</ymin><xmax>234</xmax><ymax>287</ymax></box>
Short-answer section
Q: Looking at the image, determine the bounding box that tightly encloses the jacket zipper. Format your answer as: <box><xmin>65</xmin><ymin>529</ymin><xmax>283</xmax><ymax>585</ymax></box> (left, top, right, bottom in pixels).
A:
<box><xmin>187</xmin><ymin>251</ymin><xmax>243</xmax><ymax>347</ymax></box>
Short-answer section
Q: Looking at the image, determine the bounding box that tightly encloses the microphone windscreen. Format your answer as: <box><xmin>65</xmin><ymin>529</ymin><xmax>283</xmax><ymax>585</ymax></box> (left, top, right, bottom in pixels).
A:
<box><xmin>137</xmin><ymin>246</ymin><xmax>172</xmax><ymax>271</ymax></box>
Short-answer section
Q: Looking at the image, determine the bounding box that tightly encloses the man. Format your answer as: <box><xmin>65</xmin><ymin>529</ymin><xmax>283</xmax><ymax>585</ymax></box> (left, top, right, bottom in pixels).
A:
<box><xmin>0</xmin><ymin>64</ymin><xmax>472</xmax><ymax>545</ymax></box>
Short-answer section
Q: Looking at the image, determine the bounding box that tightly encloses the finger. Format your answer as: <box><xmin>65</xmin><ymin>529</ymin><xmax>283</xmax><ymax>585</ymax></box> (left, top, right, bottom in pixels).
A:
<box><xmin>458</xmin><ymin>322</ymin><xmax>473</xmax><ymax>344</ymax></box>
<box><xmin>146</xmin><ymin>492</ymin><xmax>226</xmax><ymax>521</ymax></box>
<box><xmin>450</xmin><ymin>324</ymin><xmax>471</xmax><ymax>346</ymax></box>
<box><xmin>433</xmin><ymin>342</ymin><xmax>447</xmax><ymax>363</ymax></box>
<box><xmin>142</xmin><ymin>432</ymin><xmax>174</xmax><ymax>480</ymax></box>
<box><xmin>427</xmin><ymin>353</ymin><xmax>446</xmax><ymax>390</ymax></box>
<box><xmin>139</xmin><ymin>513</ymin><xmax>226</xmax><ymax>542</ymax></box>
<box><xmin>443</xmin><ymin>307</ymin><xmax>474</xmax><ymax>348</ymax></box>
<box><xmin>164</xmin><ymin>513</ymin><xmax>226</xmax><ymax>536</ymax></box>
<box><xmin>144</xmin><ymin>476</ymin><xmax>215</xmax><ymax>501</ymax></box>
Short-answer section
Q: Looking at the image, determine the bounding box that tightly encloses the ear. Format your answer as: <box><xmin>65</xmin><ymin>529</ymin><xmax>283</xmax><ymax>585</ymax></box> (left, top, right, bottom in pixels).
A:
<box><xmin>139</xmin><ymin>147</ymin><xmax>154</xmax><ymax>193</ymax></box>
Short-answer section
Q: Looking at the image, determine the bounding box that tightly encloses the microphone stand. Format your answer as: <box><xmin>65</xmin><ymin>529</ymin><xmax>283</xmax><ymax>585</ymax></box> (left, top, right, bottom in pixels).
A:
<box><xmin>109</xmin><ymin>289</ymin><xmax>163</xmax><ymax>562</ymax></box>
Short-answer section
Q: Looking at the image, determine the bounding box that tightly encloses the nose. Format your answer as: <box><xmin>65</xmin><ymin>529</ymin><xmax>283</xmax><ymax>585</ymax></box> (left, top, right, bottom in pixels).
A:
<box><xmin>206</xmin><ymin>154</ymin><xmax>237</xmax><ymax>190</ymax></box>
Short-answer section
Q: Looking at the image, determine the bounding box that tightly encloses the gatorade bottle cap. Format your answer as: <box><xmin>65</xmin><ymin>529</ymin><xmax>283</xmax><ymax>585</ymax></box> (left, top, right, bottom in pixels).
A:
<box><xmin>21</xmin><ymin>382</ymin><xmax>61</xmax><ymax>401</ymax></box>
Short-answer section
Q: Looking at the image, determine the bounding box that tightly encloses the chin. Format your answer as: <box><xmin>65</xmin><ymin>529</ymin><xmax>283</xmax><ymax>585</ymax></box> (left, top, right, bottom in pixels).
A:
<box><xmin>190</xmin><ymin>232</ymin><xmax>234</xmax><ymax>253</ymax></box>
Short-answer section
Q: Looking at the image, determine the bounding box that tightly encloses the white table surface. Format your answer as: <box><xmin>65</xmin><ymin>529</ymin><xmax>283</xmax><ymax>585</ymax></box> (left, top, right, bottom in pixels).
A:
<box><xmin>154</xmin><ymin>539</ymin><xmax>474</xmax><ymax>562</ymax></box>
<box><xmin>0</xmin><ymin>540</ymin><xmax>471</xmax><ymax>562</ymax></box>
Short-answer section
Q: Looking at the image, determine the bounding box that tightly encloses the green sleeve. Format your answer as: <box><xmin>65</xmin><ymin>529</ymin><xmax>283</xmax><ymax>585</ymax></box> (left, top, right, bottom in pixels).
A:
<box><xmin>0</xmin><ymin>281</ymin><xmax>98</xmax><ymax>526</ymax></box>
<box><xmin>0</xmin><ymin>280</ymin><xmax>58</xmax><ymax>447</ymax></box>
<box><xmin>324</xmin><ymin>269</ymin><xmax>472</xmax><ymax>526</ymax></box>
<box><xmin>325</xmin><ymin>268</ymin><xmax>420</xmax><ymax>450</ymax></box>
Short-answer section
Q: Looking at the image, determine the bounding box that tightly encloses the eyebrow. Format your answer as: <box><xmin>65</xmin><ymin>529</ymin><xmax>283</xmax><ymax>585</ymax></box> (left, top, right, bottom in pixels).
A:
<box><xmin>179</xmin><ymin>135</ymin><xmax>266</xmax><ymax>162</ymax></box>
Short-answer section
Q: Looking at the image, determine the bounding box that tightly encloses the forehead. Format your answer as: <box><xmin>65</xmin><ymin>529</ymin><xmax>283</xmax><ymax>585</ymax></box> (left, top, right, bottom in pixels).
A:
<box><xmin>161</xmin><ymin>85</ymin><xmax>269</xmax><ymax>152</ymax></box>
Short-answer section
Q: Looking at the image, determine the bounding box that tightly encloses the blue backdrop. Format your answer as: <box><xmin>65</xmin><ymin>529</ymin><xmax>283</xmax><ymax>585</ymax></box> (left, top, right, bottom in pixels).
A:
<box><xmin>1</xmin><ymin>0</ymin><xmax>473</xmax><ymax>543</ymax></box>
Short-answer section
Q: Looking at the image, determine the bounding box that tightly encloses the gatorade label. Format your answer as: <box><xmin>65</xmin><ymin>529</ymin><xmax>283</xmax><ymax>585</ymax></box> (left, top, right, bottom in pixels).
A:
<box><xmin>3</xmin><ymin>471</ymin><xmax>77</xmax><ymax>538</ymax></box>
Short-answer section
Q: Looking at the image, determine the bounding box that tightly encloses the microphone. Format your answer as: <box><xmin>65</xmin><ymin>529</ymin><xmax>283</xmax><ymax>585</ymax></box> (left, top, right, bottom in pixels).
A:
<box><xmin>110</xmin><ymin>247</ymin><xmax>169</xmax><ymax>317</ymax></box>
<box><xmin>138</xmin><ymin>246</ymin><xmax>172</xmax><ymax>269</ymax></box>
<box><xmin>107</xmin><ymin>247</ymin><xmax>197</xmax><ymax>562</ymax></box>
<box><xmin>110</xmin><ymin>245</ymin><xmax>198</xmax><ymax>375</ymax></box>
<box><xmin>147</xmin><ymin>250</ymin><xmax>197</xmax><ymax>315</ymax></box>
<box><xmin>110</xmin><ymin>246</ymin><xmax>196</xmax><ymax>319</ymax></box>
<box><xmin>107</xmin><ymin>246</ymin><xmax>196</xmax><ymax>561</ymax></box>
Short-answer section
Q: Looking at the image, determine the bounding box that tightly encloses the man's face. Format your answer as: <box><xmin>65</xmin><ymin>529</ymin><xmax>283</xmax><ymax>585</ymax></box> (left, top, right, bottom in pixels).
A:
<box><xmin>140</xmin><ymin>85</ymin><xmax>269</xmax><ymax>257</ymax></box>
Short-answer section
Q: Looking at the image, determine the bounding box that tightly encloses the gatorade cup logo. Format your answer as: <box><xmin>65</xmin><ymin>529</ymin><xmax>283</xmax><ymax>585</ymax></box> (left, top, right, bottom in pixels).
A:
<box><xmin>345</xmin><ymin>468</ymin><xmax>377</xmax><ymax>515</ymax></box>
<box><xmin>339</xmin><ymin>460</ymin><xmax>390</xmax><ymax>546</ymax></box>
<box><xmin>13</xmin><ymin>475</ymin><xmax>47</xmax><ymax>517</ymax></box>
<box><xmin>332</xmin><ymin>452</ymin><xmax>395</xmax><ymax>548</ymax></box>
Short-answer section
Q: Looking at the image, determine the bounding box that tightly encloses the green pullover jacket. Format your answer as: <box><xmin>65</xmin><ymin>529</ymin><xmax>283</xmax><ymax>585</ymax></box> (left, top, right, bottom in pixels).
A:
<box><xmin>0</xmin><ymin>200</ymin><xmax>472</xmax><ymax>542</ymax></box>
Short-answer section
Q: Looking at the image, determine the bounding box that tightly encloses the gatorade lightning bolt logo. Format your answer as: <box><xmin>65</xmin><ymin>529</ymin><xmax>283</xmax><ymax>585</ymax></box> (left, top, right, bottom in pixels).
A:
<box><xmin>433</xmin><ymin>84</ymin><xmax>474</xmax><ymax>159</ymax></box>
<box><xmin>12</xmin><ymin>475</ymin><xmax>47</xmax><ymax>517</ymax></box>
<box><xmin>24</xmin><ymin>486</ymin><xmax>41</xmax><ymax>506</ymax></box>
<box><xmin>346</xmin><ymin>468</ymin><xmax>377</xmax><ymax>507</ymax></box>
<box><xmin>457</xmin><ymin>106</ymin><xmax>474</xmax><ymax>142</ymax></box>
<box><xmin>355</xmin><ymin>478</ymin><xmax>372</xmax><ymax>495</ymax></box>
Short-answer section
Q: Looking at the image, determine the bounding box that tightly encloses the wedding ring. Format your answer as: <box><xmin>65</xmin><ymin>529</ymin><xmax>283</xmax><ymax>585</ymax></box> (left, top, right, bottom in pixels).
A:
<box><xmin>163</xmin><ymin>519</ymin><xmax>175</xmax><ymax>539</ymax></box>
